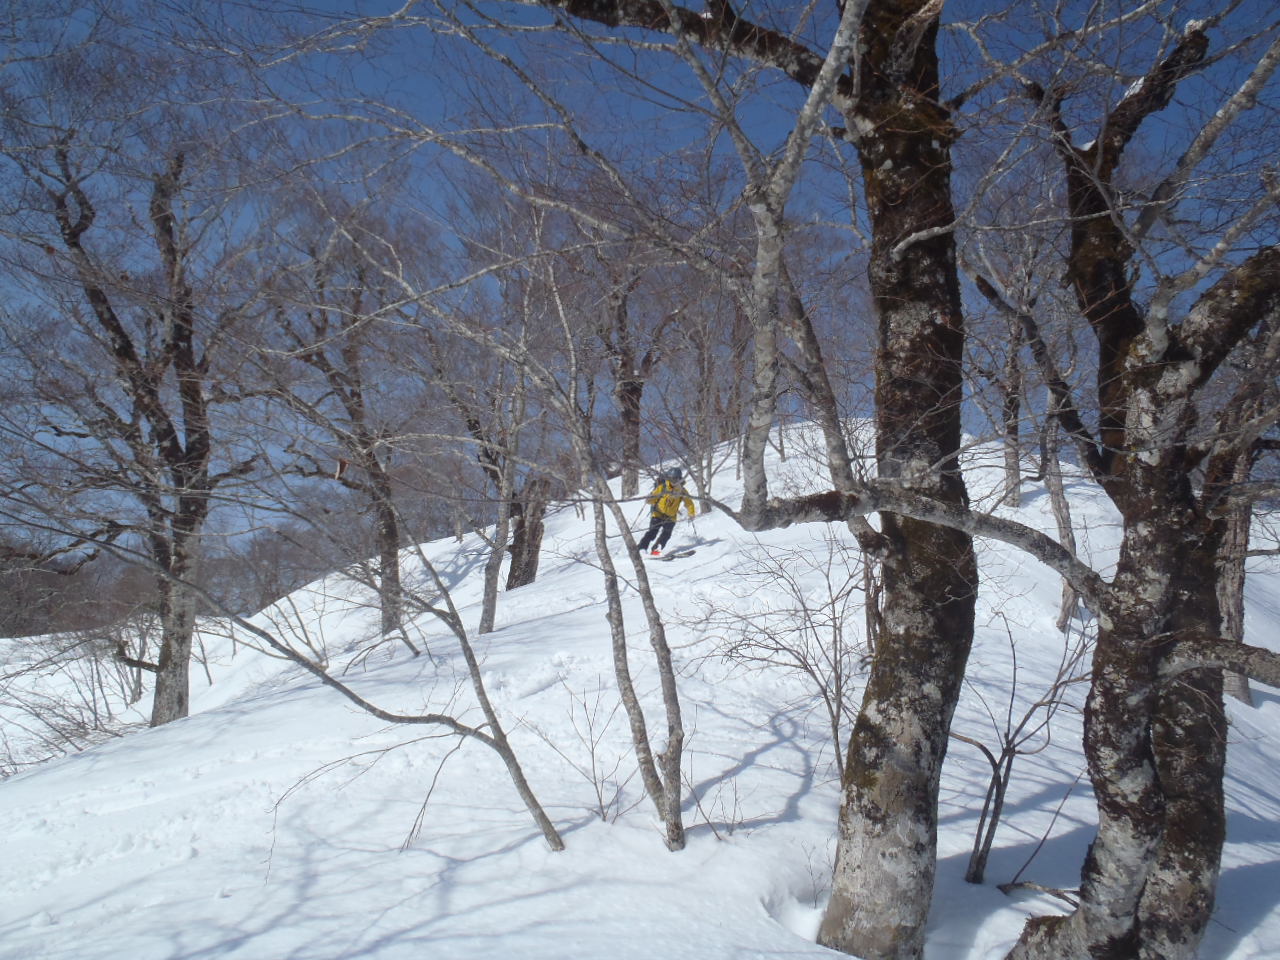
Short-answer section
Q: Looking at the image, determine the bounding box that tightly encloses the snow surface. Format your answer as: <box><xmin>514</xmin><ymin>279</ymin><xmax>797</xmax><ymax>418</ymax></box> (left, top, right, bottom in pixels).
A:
<box><xmin>3</xmin><ymin>436</ymin><xmax>1280</xmax><ymax>960</ymax></box>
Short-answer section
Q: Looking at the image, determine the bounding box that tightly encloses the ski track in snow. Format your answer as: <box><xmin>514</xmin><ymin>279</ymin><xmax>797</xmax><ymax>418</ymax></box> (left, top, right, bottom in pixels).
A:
<box><xmin>2</xmin><ymin>439</ymin><xmax>1278</xmax><ymax>960</ymax></box>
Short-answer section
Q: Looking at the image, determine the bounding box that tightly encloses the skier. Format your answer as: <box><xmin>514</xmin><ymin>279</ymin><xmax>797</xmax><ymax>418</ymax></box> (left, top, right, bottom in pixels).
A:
<box><xmin>637</xmin><ymin>467</ymin><xmax>696</xmax><ymax>557</ymax></box>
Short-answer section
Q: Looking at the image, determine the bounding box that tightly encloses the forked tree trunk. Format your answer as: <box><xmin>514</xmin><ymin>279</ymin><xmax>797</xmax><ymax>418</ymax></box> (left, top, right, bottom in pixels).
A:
<box><xmin>50</xmin><ymin>151</ymin><xmax>229</xmax><ymax>730</ymax></box>
<box><xmin>1011</xmin><ymin>495</ymin><xmax>1228</xmax><ymax>960</ymax></box>
<box><xmin>819</xmin><ymin>5</ymin><xmax>978</xmax><ymax>958</ymax></box>
<box><xmin>1011</xmin><ymin>512</ymin><xmax>1170</xmax><ymax>959</ymax></box>
<box><xmin>1009</xmin><ymin>26</ymin><xmax>1244</xmax><ymax>957</ymax></box>
<box><xmin>1137</xmin><ymin>531</ymin><xmax>1226</xmax><ymax>960</ymax></box>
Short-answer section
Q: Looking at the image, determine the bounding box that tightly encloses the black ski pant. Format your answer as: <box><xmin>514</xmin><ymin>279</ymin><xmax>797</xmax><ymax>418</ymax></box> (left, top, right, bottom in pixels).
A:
<box><xmin>638</xmin><ymin>514</ymin><xmax>675</xmax><ymax>551</ymax></box>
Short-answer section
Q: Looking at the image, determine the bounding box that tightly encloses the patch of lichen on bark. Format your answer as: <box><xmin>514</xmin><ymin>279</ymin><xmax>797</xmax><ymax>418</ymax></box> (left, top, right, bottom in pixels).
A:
<box><xmin>795</xmin><ymin>489</ymin><xmax>861</xmax><ymax>521</ymax></box>
<box><xmin>841</xmin><ymin>713</ymin><xmax>897</xmax><ymax>810</ymax></box>
<box><xmin>840</xmin><ymin>514</ymin><xmax>976</xmax><ymax>811</ymax></box>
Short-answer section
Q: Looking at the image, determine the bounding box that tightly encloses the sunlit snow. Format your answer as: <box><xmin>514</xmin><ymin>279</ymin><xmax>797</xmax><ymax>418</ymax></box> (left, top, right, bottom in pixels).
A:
<box><xmin>3</xmin><ymin>435</ymin><xmax>1278</xmax><ymax>960</ymax></box>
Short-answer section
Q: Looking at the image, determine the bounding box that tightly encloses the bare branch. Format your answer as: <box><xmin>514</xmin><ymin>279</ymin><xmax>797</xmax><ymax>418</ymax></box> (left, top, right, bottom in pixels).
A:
<box><xmin>1162</xmin><ymin>634</ymin><xmax>1280</xmax><ymax>689</ymax></box>
<box><xmin>1134</xmin><ymin>25</ymin><xmax>1280</xmax><ymax>241</ymax></box>
<box><xmin>509</xmin><ymin>0</ymin><xmax>850</xmax><ymax>109</ymax></box>
<box><xmin>964</xmin><ymin>263</ymin><xmax>1107</xmax><ymax>481</ymax></box>
<box><xmin>719</xmin><ymin>481</ymin><xmax>1105</xmax><ymax>610</ymax></box>
<box><xmin>1178</xmin><ymin>245</ymin><xmax>1280</xmax><ymax>388</ymax></box>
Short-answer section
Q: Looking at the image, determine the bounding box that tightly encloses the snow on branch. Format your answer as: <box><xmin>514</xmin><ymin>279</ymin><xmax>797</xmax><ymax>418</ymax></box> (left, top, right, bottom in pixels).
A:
<box><xmin>1093</xmin><ymin>25</ymin><xmax>1209</xmax><ymax>176</ymax></box>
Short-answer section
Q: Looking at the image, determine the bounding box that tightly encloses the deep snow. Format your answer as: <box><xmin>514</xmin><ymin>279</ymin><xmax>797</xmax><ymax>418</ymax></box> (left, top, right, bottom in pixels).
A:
<box><xmin>3</xmin><ymin>440</ymin><xmax>1279</xmax><ymax>960</ymax></box>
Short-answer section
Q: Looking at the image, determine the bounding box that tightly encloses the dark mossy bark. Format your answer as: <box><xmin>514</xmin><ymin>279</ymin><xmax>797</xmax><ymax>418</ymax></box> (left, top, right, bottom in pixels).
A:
<box><xmin>1009</xmin><ymin>27</ymin><xmax>1244</xmax><ymax>960</ymax></box>
<box><xmin>818</xmin><ymin>4</ymin><xmax>978</xmax><ymax>958</ymax></box>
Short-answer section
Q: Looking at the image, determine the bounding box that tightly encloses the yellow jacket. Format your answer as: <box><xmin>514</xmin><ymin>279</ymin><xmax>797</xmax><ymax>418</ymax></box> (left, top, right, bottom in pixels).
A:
<box><xmin>647</xmin><ymin>479</ymin><xmax>696</xmax><ymax>520</ymax></box>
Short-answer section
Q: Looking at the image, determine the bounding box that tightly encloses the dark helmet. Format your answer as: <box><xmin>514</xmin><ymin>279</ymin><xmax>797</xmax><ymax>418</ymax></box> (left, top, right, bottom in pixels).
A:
<box><xmin>665</xmin><ymin>466</ymin><xmax>683</xmax><ymax>481</ymax></box>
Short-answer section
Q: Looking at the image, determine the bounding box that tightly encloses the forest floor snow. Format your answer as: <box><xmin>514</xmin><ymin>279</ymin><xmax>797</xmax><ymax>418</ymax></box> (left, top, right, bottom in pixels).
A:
<box><xmin>3</xmin><ymin>444</ymin><xmax>1279</xmax><ymax>960</ymax></box>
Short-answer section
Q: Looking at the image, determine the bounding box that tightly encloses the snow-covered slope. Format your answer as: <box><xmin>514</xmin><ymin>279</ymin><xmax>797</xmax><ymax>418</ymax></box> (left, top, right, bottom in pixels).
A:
<box><xmin>3</xmin><ymin>440</ymin><xmax>1279</xmax><ymax>960</ymax></box>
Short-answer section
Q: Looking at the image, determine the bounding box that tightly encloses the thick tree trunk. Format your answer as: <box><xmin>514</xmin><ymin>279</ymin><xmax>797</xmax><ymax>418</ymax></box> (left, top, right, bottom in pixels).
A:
<box><xmin>1011</xmin><ymin>533</ymin><xmax>1168</xmax><ymax>959</ymax></box>
<box><xmin>1011</xmin><ymin>488</ymin><xmax>1227</xmax><ymax>960</ymax></box>
<box><xmin>150</xmin><ymin>579</ymin><xmax>197</xmax><ymax>726</ymax></box>
<box><xmin>822</xmin><ymin>519</ymin><xmax>975</xmax><ymax>960</ymax></box>
<box><xmin>1011</xmin><ymin>29</ymin><xmax>1240</xmax><ymax>957</ymax></box>
<box><xmin>1136</xmin><ymin>672</ymin><xmax>1225</xmax><ymax>959</ymax></box>
<box><xmin>150</xmin><ymin>529</ymin><xmax>201</xmax><ymax>727</ymax></box>
<box><xmin>819</xmin><ymin>5</ymin><xmax>977</xmax><ymax>958</ymax></box>
<box><xmin>506</xmin><ymin>477</ymin><xmax>550</xmax><ymax>590</ymax></box>
<box><xmin>1136</xmin><ymin>518</ymin><xmax>1227</xmax><ymax>960</ymax></box>
<box><xmin>51</xmin><ymin>153</ymin><xmax>225</xmax><ymax>730</ymax></box>
<box><xmin>479</xmin><ymin>494</ymin><xmax>511</xmax><ymax>636</ymax></box>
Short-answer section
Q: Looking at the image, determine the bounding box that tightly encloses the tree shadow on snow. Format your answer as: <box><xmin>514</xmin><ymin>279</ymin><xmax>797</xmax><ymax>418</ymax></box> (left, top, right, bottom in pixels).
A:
<box><xmin>1202</xmin><ymin>813</ymin><xmax>1280</xmax><ymax>957</ymax></box>
<box><xmin>67</xmin><ymin>816</ymin><xmax>580</xmax><ymax>960</ymax></box>
<box><xmin>925</xmin><ymin>822</ymin><xmax>1095</xmax><ymax>953</ymax></box>
<box><xmin>681</xmin><ymin>703</ymin><xmax>818</xmax><ymax>838</ymax></box>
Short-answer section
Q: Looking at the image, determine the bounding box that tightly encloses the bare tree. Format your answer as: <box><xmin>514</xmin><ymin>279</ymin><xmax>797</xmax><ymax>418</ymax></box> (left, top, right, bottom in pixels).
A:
<box><xmin>974</xmin><ymin>16</ymin><xmax>1280</xmax><ymax>955</ymax></box>
<box><xmin>952</xmin><ymin>616</ymin><xmax>1091</xmax><ymax>885</ymax></box>
<box><xmin>0</xmin><ymin>8</ymin><xmax>278</xmax><ymax>725</ymax></box>
<box><xmin>1</xmin><ymin>142</ymin><xmax>257</xmax><ymax>726</ymax></box>
<box><xmin>701</xmin><ymin>536</ymin><xmax>871</xmax><ymax>780</ymax></box>
<box><xmin>422</xmin><ymin>316</ymin><xmax>544</xmax><ymax>622</ymax></box>
<box><xmin>422</xmin><ymin>234</ymin><xmax>692</xmax><ymax>848</ymax></box>
<box><xmin>363</xmin><ymin>2</ymin><xmax>970</xmax><ymax>955</ymax></box>
<box><xmin>21</xmin><ymin>3</ymin><xmax>1275</xmax><ymax>958</ymax></box>
<box><xmin>414</xmin><ymin>201</ymin><xmax>583</xmax><ymax>616</ymax></box>
<box><xmin>468</xmin><ymin>6</ymin><xmax>1280</xmax><ymax>959</ymax></box>
<box><xmin>258</xmin><ymin>198</ymin><xmax>432</xmax><ymax>651</ymax></box>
